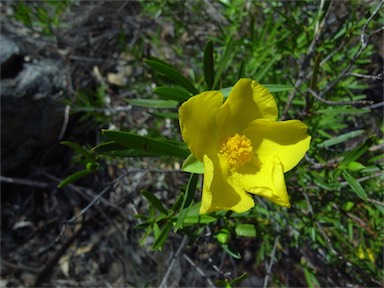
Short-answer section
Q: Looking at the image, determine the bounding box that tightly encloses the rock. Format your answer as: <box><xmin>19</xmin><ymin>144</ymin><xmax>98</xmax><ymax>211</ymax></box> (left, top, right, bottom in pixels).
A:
<box><xmin>0</xmin><ymin>31</ymin><xmax>67</xmax><ymax>174</ymax></box>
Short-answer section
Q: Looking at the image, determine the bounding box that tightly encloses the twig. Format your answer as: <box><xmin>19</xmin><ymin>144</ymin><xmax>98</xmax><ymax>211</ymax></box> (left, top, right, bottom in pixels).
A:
<box><xmin>263</xmin><ymin>236</ymin><xmax>279</xmax><ymax>288</ymax></box>
<box><xmin>159</xmin><ymin>236</ymin><xmax>188</xmax><ymax>288</ymax></box>
<box><xmin>307</xmin><ymin>88</ymin><xmax>373</xmax><ymax>106</ymax></box>
<box><xmin>183</xmin><ymin>253</ymin><xmax>216</xmax><ymax>288</ymax></box>
<box><xmin>318</xmin><ymin>1</ymin><xmax>384</xmax><ymax>99</ymax></box>
<box><xmin>58</xmin><ymin>104</ymin><xmax>70</xmax><ymax>141</ymax></box>
<box><xmin>0</xmin><ymin>175</ymin><xmax>50</xmax><ymax>188</ymax></box>
<box><xmin>343</xmin><ymin>72</ymin><xmax>382</xmax><ymax>81</ymax></box>
<box><xmin>34</xmin><ymin>223</ymin><xmax>84</xmax><ymax>286</ymax></box>
<box><xmin>64</xmin><ymin>173</ymin><xmax>128</xmax><ymax>224</ymax></box>
<box><xmin>282</xmin><ymin>0</ymin><xmax>330</xmax><ymax>119</ymax></box>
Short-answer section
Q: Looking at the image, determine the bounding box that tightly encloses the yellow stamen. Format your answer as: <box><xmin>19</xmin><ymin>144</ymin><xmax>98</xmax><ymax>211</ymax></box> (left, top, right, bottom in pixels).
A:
<box><xmin>220</xmin><ymin>134</ymin><xmax>253</xmax><ymax>168</ymax></box>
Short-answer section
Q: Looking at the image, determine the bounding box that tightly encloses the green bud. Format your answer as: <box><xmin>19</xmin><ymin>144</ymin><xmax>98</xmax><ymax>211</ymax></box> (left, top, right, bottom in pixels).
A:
<box><xmin>216</xmin><ymin>229</ymin><xmax>231</xmax><ymax>244</ymax></box>
<box><xmin>347</xmin><ymin>161</ymin><xmax>366</xmax><ymax>172</ymax></box>
<box><xmin>86</xmin><ymin>162</ymin><xmax>100</xmax><ymax>171</ymax></box>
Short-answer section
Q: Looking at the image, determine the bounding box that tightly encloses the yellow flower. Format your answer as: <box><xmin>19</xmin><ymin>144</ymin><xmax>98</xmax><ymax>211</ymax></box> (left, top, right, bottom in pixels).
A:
<box><xmin>179</xmin><ymin>78</ymin><xmax>311</xmax><ymax>214</ymax></box>
<box><xmin>357</xmin><ymin>245</ymin><xmax>375</xmax><ymax>263</ymax></box>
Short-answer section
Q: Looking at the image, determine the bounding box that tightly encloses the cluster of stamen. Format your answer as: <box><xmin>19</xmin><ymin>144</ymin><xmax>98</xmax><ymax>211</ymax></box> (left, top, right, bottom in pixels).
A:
<box><xmin>220</xmin><ymin>134</ymin><xmax>253</xmax><ymax>168</ymax></box>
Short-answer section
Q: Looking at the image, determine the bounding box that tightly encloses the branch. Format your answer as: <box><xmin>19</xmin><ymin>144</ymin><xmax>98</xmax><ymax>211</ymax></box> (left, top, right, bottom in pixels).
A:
<box><xmin>307</xmin><ymin>88</ymin><xmax>373</xmax><ymax>106</ymax></box>
<box><xmin>318</xmin><ymin>1</ymin><xmax>384</xmax><ymax>99</ymax></box>
<box><xmin>282</xmin><ymin>0</ymin><xmax>331</xmax><ymax>119</ymax></box>
<box><xmin>159</xmin><ymin>236</ymin><xmax>188</xmax><ymax>288</ymax></box>
<box><xmin>263</xmin><ymin>236</ymin><xmax>279</xmax><ymax>288</ymax></box>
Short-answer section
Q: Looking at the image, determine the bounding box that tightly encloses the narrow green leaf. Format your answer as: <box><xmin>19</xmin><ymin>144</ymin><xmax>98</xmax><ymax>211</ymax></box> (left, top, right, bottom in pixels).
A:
<box><xmin>263</xmin><ymin>84</ymin><xmax>294</xmax><ymax>93</ymax></box>
<box><xmin>101</xmin><ymin>130</ymin><xmax>189</xmax><ymax>158</ymax></box>
<box><xmin>342</xmin><ymin>170</ymin><xmax>368</xmax><ymax>201</ymax></box>
<box><xmin>57</xmin><ymin>170</ymin><xmax>93</xmax><ymax>188</ymax></box>
<box><xmin>153</xmin><ymin>86</ymin><xmax>191</xmax><ymax>102</ymax></box>
<box><xmin>93</xmin><ymin>141</ymin><xmax>158</xmax><ymax>157</ymax></box>
<box><xmin>61</xmin><ymin>141</ymin><xmax>94</xmax><ymax>162</ymax></box>
<box><xmin>235</xmin><ymin>224</ymin><xmax>257</xmax><ymax>237</ymax></box>
<box><xmin>145</xmin><ymin>59</ymin><xmax>199</xmax><ymax>95</ymax></box>
<box><xmin>142</xmin><ymin>191</ymin><xmax>168</xmax><ymax>215</ymax></box>
<box><xmin>254</xmin><ymin>55</ymin><xmax>278</xmax><ymax>82</ymax></box>
<box><xmin>125</xmin><ymin>98</ymin><xmax>178</xmax><ymax>108</ymax></box>
<box><xmin>152</xmin><ymin>222</ymin><xmax>172</xmax><ymax>250</ymax></box>
<box><xmin>303</xmin><ymin>266</ymin><xmax>320</xmax><ymax>288</ymax></box>
<box><xmin>150</xmin><ymin>111</ymin><xmax>179</xmax><ymax>119</ymax></box>
<box><xmin>182</xmin><ymin>215</ymin><xmax>216</xmax><ymax>224</ymax></box>
<box><xmin>317</xmin><ymin>130</ymin><xmax>365</xmax><ymax>148</ymax></box>
<box><xmin>221</xmin><ymin>244</ymin><xmax>241</xmax><ymax>259</ymax></box>
<box><xmin>339</xmin><ymin>135</ymin><xmax>375</xmax><ymax>167</ymax></box>
<box><xmin>181</xmin><ymin>154</ymin><xmax>204</xmax><ymax>174</ymax></box>
<box><xmin>213</xmin><ymin>36</ymin><xmax>235</xmax><ymax>89</ymax></box>
<box><xmin>171</xmin><ymin>192</ymin><xmax>185</xmax><ymax>212</ymax></box>
<box><xmin>203</xmin><ymin>40</ymin><xmax>215</xmax><ymax>90</ymax></box>
<box><xmin>229</xmin><ymin>272</ymin><xmax>247</xmax><ymax>286</ymax></box>
<box><xmin>237</xmin><ymin>60</ymin><xmax>245</xmax><ymax>80</ymax></box>
<box><xmin>175</xmin><ymin>173</ymin><xmax>199</xmax><ymax>231</ymax></box>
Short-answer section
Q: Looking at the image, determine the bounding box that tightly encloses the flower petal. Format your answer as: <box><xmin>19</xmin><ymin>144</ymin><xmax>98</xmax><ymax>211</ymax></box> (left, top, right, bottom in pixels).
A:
<box><xmin>244</xmin><ymin>119</ymin><xmax>311</xmax><ymax>172</ymax></box>
<box><xmin>200</xmin><ymin>154</ymin><xmax>255</xmax><ymax>214</ymax></box>
<box><xmin>232</xmin><ymin>156</ymin><xmax>290</xmax><ymax>207</ymax></box>
<box><xmin>179</xmin><ymin>91</ymin><xmax>223</xmax><ymax>161</ymax></box>
<box><xmin>216</xmin><ymin>78</ymin><xmax>278</xmax><ymax>139</ymax></box>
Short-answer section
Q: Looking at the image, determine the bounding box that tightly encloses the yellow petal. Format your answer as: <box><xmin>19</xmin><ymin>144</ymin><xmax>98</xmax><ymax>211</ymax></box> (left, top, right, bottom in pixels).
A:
<box><xmin>179</xmin><ymin>91</ymin><xmax>223</xmax><ymax>161</ymax></box>
<box><xmin>244</xmin><ymin>119</ymin><xmax>311</xmax><ymax>172</ymax></box>
<box><xmin>216</xmin><ymin>78</ymin><xmax>278</xmax><ymax>139</ymax></box>
<box><xmin>200</xmin><ymin>154</ymin><xmax>255</xmax><ymax>214</ymax></box>
<box><xmin>232</xmin><ymin>156</ymin><xmax>290</xmax><ymax>207</ymax></box>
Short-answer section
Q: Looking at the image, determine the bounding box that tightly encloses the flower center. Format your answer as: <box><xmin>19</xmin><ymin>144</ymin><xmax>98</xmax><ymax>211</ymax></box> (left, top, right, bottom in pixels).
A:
<box><xmin>220</xmin><ymin>134</ymin><xmax>253</xmax><ymax>168</ymax></box>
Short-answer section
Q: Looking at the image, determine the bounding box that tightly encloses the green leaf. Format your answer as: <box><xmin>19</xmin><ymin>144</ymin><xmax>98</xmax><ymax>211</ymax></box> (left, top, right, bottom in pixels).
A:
<box><xmin>235</xmin><ymin>224</ymin><xmax>257</xmax><ymax>237</ymax></box>
<box><xmin>221</xmin><ymin>244</ymin><xmax>241</xmax><ymax>259</ymax></box>
<box><xmin>181</xmin><ymin>154</ymin><xmax>204</xmax><ymax>174</ymax></box>
<box><xmin>254</xmin><ymin>55</ymin><xmax>279</xmax><ymax>82</ymax></box>
<box><xmin>125</xmin><ymin>98</ymin><xmax>178</xmax><ymax>108</ymax></box>
<box><xmin>61</xmin><ymin>141</ymin><xmax>94</xmax><ymax>162</ymax></box>
<box><xmin>303</xmin><ymin>266</ymin><xmax>320</xmax><ymax>288</ymax></box>
<box><xmin>152</xmin><ymin>222</ymin><xmax>172</xmax><ymax>250</ymax></box>
<box><xmin>317</xmin><ymin>130</ymin><xmax>365</xmax><ymax>148</ymax></box>
<box><xmin>93</xmin><ymin>141</ymin><xmax>158</xmax><ymax>157</ymax></box>
<box><xmin>153</xmin><ymin>86</ymin><xmax>191</xmax><ymax>102</ymax></box>
<box><xmin>229</xmin><ymin>272</ymin><xmax>247</xmax><ymax>286</ymax></box>
<box><xmin>213</xmin><ymin>36</ymin><xmax>235</xmax><ymax>89</ymax></box>
<box><xmin>342</xmin><ymin>170</ymin><xmax>367</xmax><ymax>201</ymax></box>
<box><xmin>101</xmin><ymin>130</ymin><xmax>189</xmax><ymax>158</ymax></box>
<box><xmin>57</xmin><ymin>170</ymin><xmax>93</xmax><ymax>188</ymax></box>
<box><xmin>339</xmin><ymin>135</ymin><xmax>375</xmax><ymax>167</ymax></box>
<box><xmin>182</xmin><ymin>215</ymin><xmax>216</xmax><ymax>224</ymax></box>
<box><xmin>203</xmin><ymin>40</ymin><xmax>215</xmax><ymax>90</ymax></box>
<box><xmin>142</xmin><ymin>191</ymin><xmax>168</xmax><ymax>215</ymax></box>
<box><xmin>174</xmin><ymin>173</ymin><xmax>199</xmax><ymax>231</ymax></box>
<box><xmin>150</xmin><ymin>111</ymin><xmax>179</xmax><ymax>119</ymax></box>
<box><xmin>237</xmin><ymin>60</ymin><xmax>245</xmax><ymax>80</ymax></box>
<box><xmin>180</xmin><ymin>204</ymin><xmax>217</xmax><ymax>224</ymax></box>
<box><xmin>145</xmin><ymin>59</ymin><xmax>199</xmax><ymax>95</ymax></box>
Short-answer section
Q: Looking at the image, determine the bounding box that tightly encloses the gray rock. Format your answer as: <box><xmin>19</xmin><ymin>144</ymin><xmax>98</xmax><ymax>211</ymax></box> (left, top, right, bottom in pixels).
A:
<box><xmin>1</xmin><ymin>32</ymin><xmax>67</xmax><ymax>174</ymax></box>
